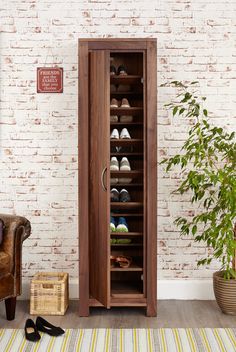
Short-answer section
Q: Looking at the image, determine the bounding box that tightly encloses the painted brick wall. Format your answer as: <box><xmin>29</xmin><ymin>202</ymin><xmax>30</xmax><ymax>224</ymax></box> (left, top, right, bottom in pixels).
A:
<box><xmin>0</xmin><ymin>0</ymin><xmax>235</xmax><ymax>288</ymax></box>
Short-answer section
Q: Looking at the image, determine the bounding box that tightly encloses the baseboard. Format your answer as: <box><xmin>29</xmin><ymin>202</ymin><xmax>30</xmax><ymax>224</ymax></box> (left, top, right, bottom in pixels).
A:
<box><xmin>20</xmin><ymin>279</ymin><xmax>215</xmax><ymax>300</ymax></box>
<box><xmin>158</xmin><ymin>279</ymin><xmax>214</xmax><ymax>300</ymax></box>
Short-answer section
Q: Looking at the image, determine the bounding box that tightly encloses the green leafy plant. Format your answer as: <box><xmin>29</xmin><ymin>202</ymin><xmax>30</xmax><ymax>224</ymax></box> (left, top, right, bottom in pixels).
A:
<box><xmin>161</xmin><ymin>81</ymin><xmax>236</xmax><ymax>279</ymax></box>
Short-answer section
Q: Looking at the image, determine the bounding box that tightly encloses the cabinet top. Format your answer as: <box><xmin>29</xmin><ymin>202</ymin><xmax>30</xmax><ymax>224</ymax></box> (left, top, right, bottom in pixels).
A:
<box><xmin>79</xmin><ymin>38</ymin><xmax>157</xmax><ymax>42</ymax></box>
<box><xmin>79</xmin><ymin>38</ymin><xmax>157</xmax><ymax>51</ymax></box>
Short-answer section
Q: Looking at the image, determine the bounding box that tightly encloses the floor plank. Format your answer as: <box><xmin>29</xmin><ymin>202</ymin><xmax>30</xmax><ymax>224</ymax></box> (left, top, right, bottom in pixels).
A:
<box><xmin>0</xmin><ymin>300</ymin><xmax>236</xmax><ymax>328</ymax></box>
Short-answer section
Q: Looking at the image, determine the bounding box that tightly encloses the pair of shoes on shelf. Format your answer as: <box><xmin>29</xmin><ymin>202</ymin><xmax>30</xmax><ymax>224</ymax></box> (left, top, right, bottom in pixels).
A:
<box><xmin>25</xmin><ymin>316</ymin><xmax>65</xmax><ymax>342</ymax></box>
<box><xmin>110</xmin><ymin>157</ymin><xmax>132</xmax><ymax>184</ymax></box>
<box><xmin>110</xmin><ymin>115</ymin><xmax>133</xmax><ymax>123</ymax></box>
<box><xmin>110</xmin><ymin>255</ymin><xmax>132</xmax><ymax>268</ymax></box>
<box><xmin>110</xmin><ymin>98</ymin><xmax>131</xmax><ymax>108</ymax></box>
<box><xmin>110</xmin><ymin>157</ymin><xmax>131</xmax><ymax>171</ymax></box>
<box><xmin>110</xmin><ymin>238</ymin><xmax>132</xmax><ymax>244</ymax></box>
<box><xmin>110</xmin><ymin>216</ymin><xmax>129</xmax><ymax>232</ymax></box>
<box><xmin>110</xmin><ymin>128</ymin><xmax>131</xmax><ymax>140</ymax></box>
<box><xmin>110</xmin><ymin>65</ymin><xmax>128</xmax><ymax>76</ymax></box>
<box><xmin>110</xmin><ymin>128</ymin><xmax>133</xmax><ymax>152</ymax></box>
<box><xmin>111</xmin><ymin>188</ymin><xmax>131</xmax><ymax>202</ymax></box>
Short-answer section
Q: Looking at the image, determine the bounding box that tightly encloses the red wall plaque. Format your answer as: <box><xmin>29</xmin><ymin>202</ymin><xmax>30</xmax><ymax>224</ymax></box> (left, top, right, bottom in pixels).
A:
<box><xmin>37</xmin><ymin>67</ymin><xmax>63</xmax><ymax>93</ymax></box>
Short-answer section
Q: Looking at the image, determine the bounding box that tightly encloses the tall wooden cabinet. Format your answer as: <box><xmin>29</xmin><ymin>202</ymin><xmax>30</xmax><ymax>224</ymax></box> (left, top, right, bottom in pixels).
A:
<box><xmin>79</xmin><ymin>39</ymin><xmax>157</xmax><ymax>317</ymax></box>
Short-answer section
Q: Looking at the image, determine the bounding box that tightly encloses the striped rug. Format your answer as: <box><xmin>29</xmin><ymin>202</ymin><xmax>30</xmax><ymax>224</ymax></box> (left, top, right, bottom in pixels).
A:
<box><xmin>1</xmin><ymin>328</ymin><xmax>236</xmax><ymax>351</ymax></box>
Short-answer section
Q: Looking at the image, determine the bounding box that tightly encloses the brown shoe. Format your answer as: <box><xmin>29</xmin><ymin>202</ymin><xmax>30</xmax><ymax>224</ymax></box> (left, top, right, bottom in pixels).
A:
<box><xmin>121</xmin><ymin>98</ymin><xmax>130</xmax><ymax>108</ymax></box>
<box><xmin>110</xmin><ymin>255</ymin><xmax>116</xmax><ymax>268</ymax></box>
<box><xmin>116</xmin><ymin>256</ymin><xmax>132</xmax><ymax>268</ymax></box>
<box><xmin>110</xmin><ymin>98</ymin><xmax>119</xmax><ymax>108</ymax></box>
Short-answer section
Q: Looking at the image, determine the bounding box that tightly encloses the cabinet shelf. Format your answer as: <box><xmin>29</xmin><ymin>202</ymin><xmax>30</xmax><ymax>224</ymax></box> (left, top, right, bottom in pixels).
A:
<box><xmin>110</xmin><ymin>152</ymin><xmax>143</xmax><ymax>157</ymax></box>
<box><xmin>110</xmin><ymin>232</ymin><xmax>143</xmax><ymax>236</ymax></box>
<box><xmin>110</xmin><ymin>122</ymin><xmax>143</xmax><ymax>127</ymax></box>
<box><xmin>110</xmin><ymin>183</ymin><xmax>143</xmax><ymax>187</ymax></box>
<box><xmin>110</xmin><ymin>139</ymin><xmax>143</xmax><ymax>147</ymax></box>
<box><xmin>111</xmin><ymin>213</ymin><xmax>143</xmax><ymax>217</ymax></box>
<box><xmin>110</xmin><ymin>170</ymin><xmax>143</xmax><ymax>177</ymax></box>
<box><xmin>110</xmin><ymin>91</ymin><xmax>143</xmax><ymax>97</ymax></box>
<box><xmin>110</xmin><ymin>107</ymin><xmax>143</xmax><ymax>115</ymax></box>
<box><xmin>111</xmin><ymin>281</ymin><xmax>143</xmax><ymax>298</ymax></box>
<box><xmin>110</xmin><ymin>75</ymin><xmax>142</xmax><ymax>85</ymax></box>
<box><xmin>111</xmin><ymin>264</ymin><xmax>143</xmax><ymax>272</ymax></box>
<box><xmin>111</xmin><ymin>202</ymin><xmax>143</xmax><ymax>209</ymax></box>
<box><xmin>111</xmin><ymin>243</ymin><xmax>143</xmax><ymax>247</ymax></box>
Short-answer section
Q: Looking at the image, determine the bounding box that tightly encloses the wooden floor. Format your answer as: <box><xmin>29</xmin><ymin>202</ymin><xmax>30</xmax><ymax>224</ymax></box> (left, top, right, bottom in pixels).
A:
<box><xmin>0</xmin><ymin>300</ymin><xmax>236</xmax><ymax>329</ymax></box>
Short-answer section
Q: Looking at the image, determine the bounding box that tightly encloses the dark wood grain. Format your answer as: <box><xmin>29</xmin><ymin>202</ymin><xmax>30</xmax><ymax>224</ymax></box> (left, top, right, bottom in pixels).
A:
<box><xmin>89</xmin><ymin>50</ymin><xmax>110</xmax><ymax>308</ymax></box>
<box><xmin>79</xmin><ymin>39</ymin><xmax>157</xmax><ymax>316</ymax></box>
<box><xmin>146</xmin><ymin>40</ymin><xmax>157</xmax><ymax>317</ymax></box>
<box><xmin>5</xmin><ymin>297</ymin><xmax>16</xmax><ymax>321</ymax></box>
<box><xmin>78</xmin><ymin>41</ymin><xmax>90</xmax><ymax>317</ymax></box>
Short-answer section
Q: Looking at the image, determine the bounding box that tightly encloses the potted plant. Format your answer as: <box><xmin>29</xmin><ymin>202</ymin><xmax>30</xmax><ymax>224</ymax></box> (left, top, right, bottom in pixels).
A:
<box><xmin>161</xmin><ymin>81</ymin><xmax>236</xmax><ymax>314</ymax></box>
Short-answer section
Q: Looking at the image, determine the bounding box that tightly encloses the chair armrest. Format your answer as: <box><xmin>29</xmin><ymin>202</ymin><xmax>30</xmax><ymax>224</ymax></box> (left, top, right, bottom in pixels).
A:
<box><xmin>0</xmin><ymin>214</ymin><xmax>31</xmax><ymax>260</ymax></box>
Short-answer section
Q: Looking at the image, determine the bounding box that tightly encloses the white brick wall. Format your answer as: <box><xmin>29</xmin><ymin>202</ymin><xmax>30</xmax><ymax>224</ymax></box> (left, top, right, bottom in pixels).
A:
<box><xmin>0</xmin><ymin>0</ymin><xmax>236</xmax><ymax>289</ymax></box>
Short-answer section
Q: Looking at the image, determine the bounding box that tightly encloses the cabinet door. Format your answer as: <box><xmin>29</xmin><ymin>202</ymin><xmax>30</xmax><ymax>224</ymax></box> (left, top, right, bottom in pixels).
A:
<box><xmin>89</xmin><ymin>50</ymin><xmax>110</xmax><ymax>307</ymax></box>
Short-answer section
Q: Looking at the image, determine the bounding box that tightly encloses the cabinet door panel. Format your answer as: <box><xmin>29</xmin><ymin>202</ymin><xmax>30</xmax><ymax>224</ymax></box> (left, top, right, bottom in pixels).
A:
<box><xmin>89</xmin><ymin>50</ymin><xmax>110</xmax><ymax>307</ymax></box>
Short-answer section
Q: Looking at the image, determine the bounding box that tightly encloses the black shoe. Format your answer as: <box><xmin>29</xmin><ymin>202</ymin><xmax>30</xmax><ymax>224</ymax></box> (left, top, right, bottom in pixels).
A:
<box><xmin>117</xmin><ymin>65</ymin><xmax>128</xmax><ymax>75</ymax></box>
<box><xmin>110</xmin><ymin>188</ymin><xmax>119</xmax><ymax>202</ymax></box>
<box><xmin>25</xmin><ymin>318</ymin><xmax>41</xmax><ymax>342</ymax></box>
<box><xmin>110</xmin><ymin>65</ymin><xmax>116</xmax><ymax>76</ymax></box>
<box><xmin>36</xmin><ymin>316</ymin><xmax>65</xmax><ymax>337</ymax></box>
<box><xmin>120</xmin><ymin>189</ymin><xmax>131</xmax><ymax>202</ymax></box>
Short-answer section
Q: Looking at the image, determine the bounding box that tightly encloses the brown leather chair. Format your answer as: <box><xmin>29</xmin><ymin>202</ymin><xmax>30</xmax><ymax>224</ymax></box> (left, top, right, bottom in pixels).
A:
<box><xmin>0</xmin><ymin>214</ymin><xmax>31</xmax><ymax>320</ymax></box>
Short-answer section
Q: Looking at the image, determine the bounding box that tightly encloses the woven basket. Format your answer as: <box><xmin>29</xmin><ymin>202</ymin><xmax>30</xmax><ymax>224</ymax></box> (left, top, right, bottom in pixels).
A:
<box><xmin>213</xmin><ymin>271</ymin><xmax>236</xmax><ymax>315</ymax></box>
<box><xmin>30</xmin><ymin>272</ymin><xmax>69</xmax><ymax>315</ymax></box>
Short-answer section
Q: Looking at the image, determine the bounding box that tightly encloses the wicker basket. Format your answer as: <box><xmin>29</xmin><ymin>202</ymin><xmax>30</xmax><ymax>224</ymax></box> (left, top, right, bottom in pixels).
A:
<box><xmin>30</xmin><ymin>272</ymin><xmax>69</xmax><ymax>315</ymax></box>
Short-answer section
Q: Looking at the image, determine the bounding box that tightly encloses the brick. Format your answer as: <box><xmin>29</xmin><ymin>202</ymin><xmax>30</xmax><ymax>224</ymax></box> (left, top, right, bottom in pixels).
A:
<box><xmin>0</xmin><ymin>0</ymin><xmax>235</xmax><ymax>283</ymax></box>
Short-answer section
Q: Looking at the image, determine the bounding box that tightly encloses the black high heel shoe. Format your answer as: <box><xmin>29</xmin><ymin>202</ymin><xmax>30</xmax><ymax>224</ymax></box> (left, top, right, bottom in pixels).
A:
<box><xmin>36</xmin><ymin>316</ymin><xmax>65</xmax><ymax>336</ymax></box>
<box><xmin>25</xmin><ymin>319</ymin><xmax>41</xmax><ymax>342</ymax></box>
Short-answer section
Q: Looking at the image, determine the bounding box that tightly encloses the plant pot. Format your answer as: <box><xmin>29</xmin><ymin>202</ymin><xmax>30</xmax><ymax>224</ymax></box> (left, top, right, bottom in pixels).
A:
<box><xmin>213</xmin><ymin>271</ymin><xmax>236</xmax><ymax>315</ymax></box>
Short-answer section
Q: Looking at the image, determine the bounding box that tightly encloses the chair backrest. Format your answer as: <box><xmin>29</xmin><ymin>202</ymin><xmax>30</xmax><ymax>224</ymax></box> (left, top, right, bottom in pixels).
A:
<box><xmin>0</xmin><ymin>219</ymin><xmax>4</xmax><ymax>246</ymax></box>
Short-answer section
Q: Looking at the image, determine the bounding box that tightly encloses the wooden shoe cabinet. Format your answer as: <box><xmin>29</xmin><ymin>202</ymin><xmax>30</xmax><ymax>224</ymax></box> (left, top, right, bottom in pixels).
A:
<box><xmin>79</xmin><ymin>39</ymin><xmax>157</xmax><ymax>316</ymax></box>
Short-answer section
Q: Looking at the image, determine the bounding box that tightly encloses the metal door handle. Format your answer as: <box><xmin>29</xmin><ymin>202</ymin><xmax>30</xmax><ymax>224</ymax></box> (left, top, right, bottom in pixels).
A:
<box><xmin>101</xmin><ymin>167</ymin><xmax>107</xmax><ymax>191</ymax></box>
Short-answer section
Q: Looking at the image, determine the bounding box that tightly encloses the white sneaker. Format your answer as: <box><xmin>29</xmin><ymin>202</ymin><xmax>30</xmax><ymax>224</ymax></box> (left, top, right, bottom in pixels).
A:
<box><xmin>120</xmin><ymin>128</ymin><xmax>131</xmax><ymax>139</ymax></box>
<box><xmin>120</xmin><ymin>157</ymin><xmax>131</xmax><ymax>171</ymax></box>
<box><xmin>119</xmin><ymin>157</ymin><xmax>132</xmax><ymax>184</ymax></box>
<box><xmin>110</xmin><ymin>129</ymin><xmax>119</xmax><ymax>139</ymax></box>
<box><xmin>110</xmin><ymin>157</ymin><xmax>119</xmax><ymax>171</ymax></box>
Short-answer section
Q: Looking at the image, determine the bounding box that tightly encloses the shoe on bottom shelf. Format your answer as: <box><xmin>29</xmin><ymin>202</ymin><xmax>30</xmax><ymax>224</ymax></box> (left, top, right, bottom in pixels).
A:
<box><xmin>116</xmin><ymin>255</ymin><xmax>132</xmax><ymax>268</ymax></box>
<box><xmin>116</xmin><ymin>217</ymin><xmax>129</xmax><ymax>232</ymax></box>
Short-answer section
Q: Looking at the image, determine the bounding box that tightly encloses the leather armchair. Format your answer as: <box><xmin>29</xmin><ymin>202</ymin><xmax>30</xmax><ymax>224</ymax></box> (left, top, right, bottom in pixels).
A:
<box><xmin>0</xmin><ymin>214</ymin><xmax>31</xmax><ymax>320</ymax></box>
